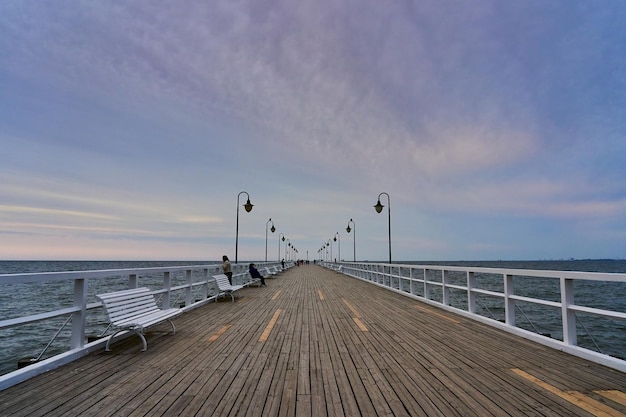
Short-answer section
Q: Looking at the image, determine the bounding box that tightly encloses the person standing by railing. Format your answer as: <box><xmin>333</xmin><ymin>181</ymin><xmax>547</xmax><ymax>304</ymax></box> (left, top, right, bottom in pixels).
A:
<box><xmin>222</xmin><ymin>255</ymin><xmax>233</xmax><ymax>285</ymax></box>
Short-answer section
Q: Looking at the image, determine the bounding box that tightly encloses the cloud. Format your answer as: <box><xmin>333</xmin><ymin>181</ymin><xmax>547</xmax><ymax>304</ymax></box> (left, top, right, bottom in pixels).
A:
<box><xmin>0</xmin><ymin>205</ymin><xmax>118</xmax><ymax>220</ymax></box>
<box><xmin>1</xmin><ymin>0</ymin><xmax>625</xmax><ymax>260</ymax></box>
<box><xmin>421</xmin><ymin>177</ymin><xmax>626</xmax><ymax>223</ymax></box>
<box><xmin>411</xmin><ymin>124</ymin><xmax>539</xmax><ymax>177</ymax></box>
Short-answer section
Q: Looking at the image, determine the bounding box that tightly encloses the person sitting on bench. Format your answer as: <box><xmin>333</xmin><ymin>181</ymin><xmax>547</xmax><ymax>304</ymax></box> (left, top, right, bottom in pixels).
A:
<box><xmin>249</xmin><ymin>263</ymin><xmax>266</xmax><ymax>287</ymax></box>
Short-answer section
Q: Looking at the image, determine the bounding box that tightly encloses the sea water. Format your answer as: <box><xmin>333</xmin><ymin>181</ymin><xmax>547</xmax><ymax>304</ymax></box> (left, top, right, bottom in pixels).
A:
<box><xmin>1</xmin><ymin>259</ymin><xmax>625</xmax><ymax>377</ymax></box>
<box><xmin>0</xmin><ymin>260</ymin><xmax>211</xmax><ymax>377</ymax></box>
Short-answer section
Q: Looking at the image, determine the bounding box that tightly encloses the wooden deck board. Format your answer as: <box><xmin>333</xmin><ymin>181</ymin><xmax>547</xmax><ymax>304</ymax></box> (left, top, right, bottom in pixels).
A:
<box><xmin>1</xmin><ymin>264</ymin><xmax>625</xmax><ymax>417</ymax></box>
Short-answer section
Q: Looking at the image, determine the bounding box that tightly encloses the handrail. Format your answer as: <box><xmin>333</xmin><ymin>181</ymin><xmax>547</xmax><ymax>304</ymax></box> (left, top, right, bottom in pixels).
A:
<box><xmin>323</xmin><ymin>261</ymin><xmax>626</xmax><ymax>373</ymax></box>
<box><xmin>0</xmin><ymin>261</ymin><xmax>281</xmax><ymax>390</ymax></box>
<box><xmin>0</xmin><ymin>307</ymin><xmax>82</xmax><ymax>328</ymax></box>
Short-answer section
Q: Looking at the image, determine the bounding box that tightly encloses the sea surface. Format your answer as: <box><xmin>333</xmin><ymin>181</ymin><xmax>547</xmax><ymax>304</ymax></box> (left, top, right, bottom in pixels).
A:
<box><xmin>1</xmin><ymin>259</ymin><xmax>625</xmax><ymax>377</ymax></box>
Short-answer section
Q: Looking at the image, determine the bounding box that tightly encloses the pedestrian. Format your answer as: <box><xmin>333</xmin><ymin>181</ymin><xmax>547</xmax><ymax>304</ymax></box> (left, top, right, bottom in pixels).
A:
<box><xmin>222</xmin><ymin>255</ymin><xmax>233</xmax><ymax>285</ymax></box>
<box><xmin>281</xmin><ymin>258</ymin><xmax>285</xmax><ymax>270</ymax></box>
<box><xmin>249</xmin><ymin>263</ymin><xmax>266</xmax><ymax>287</ymax></box>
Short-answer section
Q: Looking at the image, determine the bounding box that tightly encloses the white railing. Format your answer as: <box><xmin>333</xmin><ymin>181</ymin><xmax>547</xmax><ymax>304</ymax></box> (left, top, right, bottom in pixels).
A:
<box><xmin>325</xmin><ymin>262</ymin><xmax>626</xmax><ymax>373</ymax></box>
<box><xmin>0</xmin><ymin>262</ymin><xmax>280</xmax><ymax>390</ymax></box>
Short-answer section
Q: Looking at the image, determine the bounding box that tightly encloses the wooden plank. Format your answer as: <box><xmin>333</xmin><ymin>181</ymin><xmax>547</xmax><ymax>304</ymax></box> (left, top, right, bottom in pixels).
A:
<box><xmin>597</xmin><ymin>390</ymin><xmax>626</xmax><ymax>407</ymax></box>
<box><xmin>313</xmin><ymin>298</ymin><xmax>345</xmax><ymax>417</ymax></box>
<box><xmin>512</xmin><ymin>368</ymin><xmax>626</xmax><ymax>417</ymax></box>
<box><xmin>322</xmin><ymin>294</ymin><xmax>377</xmax><ymax>416</ymax></box>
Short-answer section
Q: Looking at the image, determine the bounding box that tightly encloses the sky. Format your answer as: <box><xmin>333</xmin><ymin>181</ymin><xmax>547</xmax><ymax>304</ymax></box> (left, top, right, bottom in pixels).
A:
<box><xmin>1</xmin><ymin>1</ymin><xmax>625</xmax><ymax>263</ymax></box>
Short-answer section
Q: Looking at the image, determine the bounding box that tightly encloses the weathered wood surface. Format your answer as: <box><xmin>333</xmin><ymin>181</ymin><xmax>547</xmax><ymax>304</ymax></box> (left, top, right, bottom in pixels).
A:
<box><xmin>1</xmin><ymin>264</ymin><xmax>625</xmax><ymax>416</ymax></box>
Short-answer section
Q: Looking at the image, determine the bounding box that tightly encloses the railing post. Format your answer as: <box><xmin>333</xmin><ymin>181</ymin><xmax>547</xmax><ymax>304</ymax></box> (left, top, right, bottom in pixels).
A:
<box><xmin>396</xmin><ymin>266</ymin><xmax>400</xmax><ymax>289</ymax></box>
<box><xmin>202</xmin><ymin>269</ymin><xmax>209</xmax><ymax>299</ymax></box>
<box><xmin>71</xmin><ymin>278</ymin><xmax>87</xmax><ymax>350</ymax></box>
<box><xmin>129</xmin><ymin>274</ymin><xmax>138</xmax><ymax>288</ymax></box>
<box><xmin>185</xmin><ymin>269</ymin><xmax>192</xmax><ymax>307</ymax></box>
<box><xmin>561</xmin><ymin>277</ymin><xmax>577</xmax><ymax>346</ymax></box>
<box><xmin>467</xmin><ymin>271</ymin><xmax>476</xmax><ymax>314</ymax></box>
<box><xmin>424</xmin><ymin>269</ymin><xmax>430</xmax><ymax>300</ymax></box>
<box><xmin>163</xmin><ymin>271</ymin><xmax>171</xmax><ymax>309</ymax></box>
<box><xmin>442</xmin><ymin>270</ymin><xmax>450</xmax><ymax>306</ymax></box>
<box><xmin>394</xmin><ymin>266</ymin><xmax>399</xmax><ymax>289</ymax></box>
<box><xmin>504</xmin><ymin>274</ymin><xmax>515</xmax><ymax>326</ymax></box>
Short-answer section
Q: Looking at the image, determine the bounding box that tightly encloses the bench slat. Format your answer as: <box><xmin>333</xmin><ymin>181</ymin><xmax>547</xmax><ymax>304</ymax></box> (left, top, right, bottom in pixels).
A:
<box><xmin>97</xmin><ymin>287</ymin><xmax>153</xmax><ymax>301</ymax></box>
<box><xmin>102</xmin><ymin>294</ymin><xmax>156</xmax><ymax>305</ymax></box>
<box><xmin>105</xmin><ymin>300</ymin><xmax>160</xmax><ymax>315</ymax></box>
<box><xmin>108</xmin><ymin>307</ymin><xmax>162</xmax><ymax>324</ymax></box>
<box><xmin>113</xmin><ymin>309</ymin><xmax>181</xmax><ymax>328</ymax></box>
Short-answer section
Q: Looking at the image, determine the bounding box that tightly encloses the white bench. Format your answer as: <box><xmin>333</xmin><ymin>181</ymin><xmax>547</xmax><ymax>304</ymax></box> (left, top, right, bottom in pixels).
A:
<box><xmin>264</xmin><ymin>267</ymin><xmax>278</xmax><ymax>277</ymax></box>
<box><xmin>212</xmin><ymin>274</ymin><xmax>244</xmax><ymax>301</ymax></box>
<box><xmin>96</xmin><ymin>287</ymin><xmax>182</xmax><ymax>352</ymax></box>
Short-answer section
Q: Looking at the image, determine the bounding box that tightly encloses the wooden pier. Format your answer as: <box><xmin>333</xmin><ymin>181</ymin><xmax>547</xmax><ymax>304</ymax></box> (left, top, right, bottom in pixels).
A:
<box><xmin>1</xmin><ymin>264</ymin><xmax>625</xmax><ymax>416</ymax></box>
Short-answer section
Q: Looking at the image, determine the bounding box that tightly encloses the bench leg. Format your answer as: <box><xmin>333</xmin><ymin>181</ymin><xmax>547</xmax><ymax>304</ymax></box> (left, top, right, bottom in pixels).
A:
<box><xmin>105</xmin><ymin>336</ymin><xmax>113</xmax><ymax>352</ymax></box>
<box><xmin>105</xmin><ymin>329</ymin><xmax>124</xmax><ymax>351</ymax></box>
<box><xmin>105</xmin><ymin>329</ymin><xmax>148</xmax><ymax>352</ymax></box>
<box><xmin>168</xmin><ymin>319</ymin><xmax>176</xmax><ymax>334</ymax></box>
<box><xmin>138</xmin><ymin>332</ymin><xmax>148</xmax><ymax>351</ymax></box>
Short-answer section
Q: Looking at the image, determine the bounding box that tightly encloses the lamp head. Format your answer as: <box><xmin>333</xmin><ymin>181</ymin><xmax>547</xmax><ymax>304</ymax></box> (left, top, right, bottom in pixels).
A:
<box><xmin>346</xmin><ymin>226</ymin><xmax>351</xmax><ymax>233</ymax></box>
<box><xmin>271</xmin><ymin>225</ymin><xmax>276</xmax><ymax>233</ymax></box>
<box><xmin>374</xmin><ymin>199</ymin><xmax>384</xmax><ymax>213</ymax></box>
<box><xmin>244</xmin><ymin>198</ymin><xmax>254</xmax><ymax>212</ymax></box>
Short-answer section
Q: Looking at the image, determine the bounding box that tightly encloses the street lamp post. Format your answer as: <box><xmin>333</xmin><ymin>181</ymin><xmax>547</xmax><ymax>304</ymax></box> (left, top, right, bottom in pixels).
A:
<box><xmin>235</xmin><ymin>191</ymin><xmax>254</xmax><ymax>263</ymax></box>
<box><xmin>334</xmin><ymin>232</ymin><xmax>340</xmax><ymax>263</ymax></box>
<box><xmin>328</xmin><ymin>239</ymin><xmax>332</xmax><ymax>262</ymax></box>
<box><xmin>346</xmin><ymin>219</ymin><xmax>356</xmax><ymax>262</ymax></box>
<box><xmin>278</xmin><ymin>233</ymin><xmax>285</xmax><ymax>262</ymax></box>
<box><xmin>265</xmin><ymin>218</ymin><xmax>275</xmax><ymax>262</ymax></box>
<box><xmin>374</xmin><ymin>192</ymin><xmax>391</xmax><ymax>264</ymax></box>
